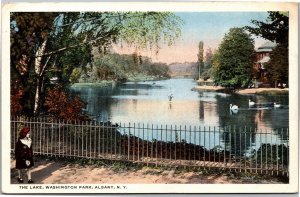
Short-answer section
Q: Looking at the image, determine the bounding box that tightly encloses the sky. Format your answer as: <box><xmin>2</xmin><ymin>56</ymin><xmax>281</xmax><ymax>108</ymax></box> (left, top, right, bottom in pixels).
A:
<box><xmin>113</xmin><ymin>12</ymin><xmax>270</xmax><ymax>64</ymax></box>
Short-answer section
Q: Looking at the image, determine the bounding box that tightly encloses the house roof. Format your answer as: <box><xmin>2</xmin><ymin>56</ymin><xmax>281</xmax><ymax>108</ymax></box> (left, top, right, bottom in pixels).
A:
<box><xmin>257</xmin><ymin>41</ymin><xmax>276</xmax><ymax>52</ymax></box>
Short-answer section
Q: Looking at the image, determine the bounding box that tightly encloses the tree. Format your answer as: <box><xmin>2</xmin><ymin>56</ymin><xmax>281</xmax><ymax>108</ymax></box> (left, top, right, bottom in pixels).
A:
<box><xmin>44</xmin><ymin>86</ymin><xmax>89</xmax><ymax>122</ymax></box>
<box><xmin>245</xmin><ymin>11</ymin><xmax>289</xmax><ymax>87</ymax></box>
<box><xmin>245</xmin><ymin>11</ymin><xmax>288</xmax><ymax>47</ymax></box>
<box><xmin>197</xmin><ymin>41</ymin><xmax>204</xmax><ymax>79</ymax></box>
<box><xmin>132</xmin><ymin>51</ymin><xmax>142</xmax><ymax>71</ymax></box>
<box><xmin>200</xmin><ymin>47</ymin><xmax>214</xmax><ymax>81</ymax></box>
<box><xmin>204</xmin><ymin>47</ymin><xmax>213</xmax><ymax>68</ymax></box>
<box><xmin>11</xmin><ymin>12</ymin><xmax>182</xmax><ymax>116</ymax></box>
<box><xmin>212</xmin><ymin>28</ymin><xmax>255</xmax><ymax>88</ymax></box>
<box><xmin>265</xmin><ymin>45</ymin><xmax>288</xmax><ymax>87</ymax></box>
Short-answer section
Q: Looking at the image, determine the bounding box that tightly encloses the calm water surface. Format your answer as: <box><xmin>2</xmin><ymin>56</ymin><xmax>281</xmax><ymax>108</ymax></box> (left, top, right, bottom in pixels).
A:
<box><xmin>71</xmin><ymin>78</ymin><xmax>288</xmax><ymax>130</ymax></box>
<box><xmin>71</xmin><ymin>78</ymin><xmax>289</xmax><ymax>151</ymax></box>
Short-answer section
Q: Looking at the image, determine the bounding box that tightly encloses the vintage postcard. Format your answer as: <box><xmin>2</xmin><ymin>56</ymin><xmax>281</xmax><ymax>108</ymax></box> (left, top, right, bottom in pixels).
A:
<box><xmin>1</xmin><ymin>1</ymin><xmax>298</xmax><ymax>194</ymax></box>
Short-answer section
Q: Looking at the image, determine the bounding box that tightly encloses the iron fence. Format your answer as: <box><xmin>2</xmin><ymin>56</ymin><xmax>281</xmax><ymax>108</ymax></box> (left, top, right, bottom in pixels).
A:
<box><xmin>11</xmin><ymin>116</ymin><xmax>289</xmax><ymax>176</ymax></box>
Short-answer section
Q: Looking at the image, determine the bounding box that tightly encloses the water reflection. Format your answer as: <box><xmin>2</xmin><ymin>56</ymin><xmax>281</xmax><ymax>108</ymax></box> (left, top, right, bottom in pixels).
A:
<box><xmin>71</xmin><ymin>78</ymin><xmax>289</xmax><ymax>153</ymax></box>
<box><xmin>71</xmin><ymin>78</ymin><xmax>288</xmax><ymax>130</ymax></box>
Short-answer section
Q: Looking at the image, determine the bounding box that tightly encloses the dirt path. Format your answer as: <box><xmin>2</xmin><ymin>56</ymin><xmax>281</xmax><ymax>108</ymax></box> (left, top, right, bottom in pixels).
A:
<box><xmin>10</xmin><ymin>159</ymin><xmax>286</xmax><ymax>184</ymax></box>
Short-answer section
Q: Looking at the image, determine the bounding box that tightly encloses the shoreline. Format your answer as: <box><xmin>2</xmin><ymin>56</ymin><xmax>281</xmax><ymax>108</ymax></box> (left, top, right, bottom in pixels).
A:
<box><xmin>71</xmin><ymin>76</ymin><xmax>169</xmax><ymax>87</ymax></box>
<box><xmin>192</xmin><ymin>86</ymin><xmax>289</xmax><ymax>95</ymax></box>
<box><xmin>71</xmin><ymin>80</ymin><xmax>117</xmax><ymax>88</ymax></box>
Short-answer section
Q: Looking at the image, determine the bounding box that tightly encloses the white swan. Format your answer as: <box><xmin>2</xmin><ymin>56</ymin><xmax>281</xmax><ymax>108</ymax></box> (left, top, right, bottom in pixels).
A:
<box><xmin>230</xmin><ymin>104</ymin><xmax>239</xmax><ymax>110</ymax></box>
<box><xmin>249</xmin><ymin>99</ymin><xmax>255</xmax><ymax>106</ymax></box>
<box><xmin>274</xmin><ymin>102</ymin><xmax>281</xmax><ymax>108</ymax></box>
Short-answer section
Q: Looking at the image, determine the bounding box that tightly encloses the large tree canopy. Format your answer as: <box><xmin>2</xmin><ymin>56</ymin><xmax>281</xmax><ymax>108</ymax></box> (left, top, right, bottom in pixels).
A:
<box><xmin>10</xmin><ymin>12</ymin><xmax>183</xmax><ymax>117</ymax></box>
<box><xmin>212</xmin><ymin>28</ymin><xmax>255</xmax><ymax>88</ymax></box>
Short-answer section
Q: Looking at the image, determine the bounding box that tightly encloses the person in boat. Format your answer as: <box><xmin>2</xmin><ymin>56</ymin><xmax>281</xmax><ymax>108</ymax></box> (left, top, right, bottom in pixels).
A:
<box><xmin>15</xmin><ymin>127</ymin><xmax>34</xmax><ymax>183</ymax></box>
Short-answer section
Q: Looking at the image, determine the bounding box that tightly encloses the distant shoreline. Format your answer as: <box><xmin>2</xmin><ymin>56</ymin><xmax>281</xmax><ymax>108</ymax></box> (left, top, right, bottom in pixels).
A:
<box><xmin>71</xmin><ymin>76</ymin><xmax>171</xmax><ymax>88</ymax></box>
<box><xmin>192</xmin><ymin>86</ymin><xmax>289</xmax><ymax>95</ymax></box>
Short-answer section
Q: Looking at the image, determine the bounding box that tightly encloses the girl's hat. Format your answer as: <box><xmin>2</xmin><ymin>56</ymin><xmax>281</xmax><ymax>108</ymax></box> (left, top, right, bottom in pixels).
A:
<box><xmin>19</xmin><ymin>127</ymin><xmax>30</xmax><ymax>138</ymax></box>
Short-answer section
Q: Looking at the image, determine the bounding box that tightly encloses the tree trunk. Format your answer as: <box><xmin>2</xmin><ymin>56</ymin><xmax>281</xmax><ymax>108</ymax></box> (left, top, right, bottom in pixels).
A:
<box><xmin>33</xmin><ymin>76</ymin><xmax>43</xmax><ymax>116</ymax></box>
<box><xmin>33</xmin><ymin>39</ymin><xmax>48</xmax><ymax>116</ymax></box>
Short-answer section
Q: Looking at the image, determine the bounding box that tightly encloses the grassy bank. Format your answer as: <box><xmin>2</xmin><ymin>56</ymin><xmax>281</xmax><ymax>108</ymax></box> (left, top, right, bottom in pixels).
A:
<box><xmin>71</xmin><ymin>80</ymin><xmax>117</xmax><ymax>88</ymax></box>
<box><xmin>193</xmin><ymin>86</ymin><xmax>289</xmax><ymax>95</ymax></box>
<box><xmin>126</xmin><ymin>73</ymin><xmax>169</xmax><ymax>82</ymax></box>
<box><xmin>72</xmin><ymin>74</ymin><xmax>169</xmax><ymax>88</ymax></box>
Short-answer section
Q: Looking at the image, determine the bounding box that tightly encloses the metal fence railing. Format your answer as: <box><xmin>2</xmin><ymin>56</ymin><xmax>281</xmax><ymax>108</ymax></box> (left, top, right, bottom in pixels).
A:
<box><xmin>11</xmin><ymin>116</ymin><xmax>289</xmax><ymax>176</ymax></box>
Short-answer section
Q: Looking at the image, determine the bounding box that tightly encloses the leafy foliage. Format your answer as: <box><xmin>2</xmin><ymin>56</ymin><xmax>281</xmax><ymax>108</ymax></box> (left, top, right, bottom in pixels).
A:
<box><xmin>245</xmin><ymin>11</ymin><xmax>288</xmax><ymax>46</ymax></box>
<box><xmin>200</xmin><ymin>69</ymin><xmax>212</xmax><ymax>81</ymax></box>
<box><xmin>204</xmin><ymin>47</ymin><xmax>213</xmax><ymax>68</ymax></box>
<box><xmin>245</xmin><ymin>12</ymin><xmax>289</xmax><ymax>87</ymax></box>
<box><xmin>78</xmin><ymin>53</ymin><xmax>170</xmax><ymax>83</ymax></box>
<box><xmin>212</xmin><ymin>28</ymin><xmax>255</xmax><ymax>88</ymax></box>
<box><xmin>199</xmin><ymin>47</ymin><xmax>214</xmax><ymax>80</ymax></box>
<box><xmin>197</xmin><ymin>41</ymin><xmax>204</xmax><ymax>79</ymax></box>
<box><xmin>11</xmin><ymin>85</ymin><xmax>25</xmax><ymax>116</ymax></box>
<box><xmin>265</xmin><ymin>44</ymin><xmax>288</xmax><ymax>86</ymax></box>
<box><xmin>44</xmin><ymin>87</ymin><xmax>89</xmax><ymax>121</ymax></box>
<box><xmin>10</xmin><ymin>12</ymin><xmax>182</xmax><ymax>116</ymax></box>
<box><xmin>118</xmin><ymin>12</ymin><xmax>183</xmax><ymax>52</ymax></box>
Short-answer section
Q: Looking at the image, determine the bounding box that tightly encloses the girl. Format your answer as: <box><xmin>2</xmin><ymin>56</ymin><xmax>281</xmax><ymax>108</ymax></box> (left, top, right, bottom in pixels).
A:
<box><xmin>15</xmin><ymin>127</ymin><xmax>34</xmax><ymax>183</ymax></box>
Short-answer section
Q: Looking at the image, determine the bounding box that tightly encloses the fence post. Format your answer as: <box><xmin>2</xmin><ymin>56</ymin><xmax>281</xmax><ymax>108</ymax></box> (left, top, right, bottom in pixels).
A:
<box><xmin>110</xmin><ymin>122</ymin><xmax>112</xmax><ymax>161</ymax></box>
<box><xmin>287</xmin><ymin>128</ymin><xmax>289</xmax><ymax>176</ymax></box>
<box><xmin>260</xmin><ymin>129</ymin><xmax>263</xmax><ymax>174</ymax></box>
<box><xmin>98</xmin><ymin>122</ymin><xmax>101</xmax><ymax>159</ymax></box>
<box><xmin>229</xmin><ymin>126</ymin><xmax>232</xmax><ymax>171</ymax></box>
<box><xmin>244</xmin><ymin>126</ymin><xmax>247</xmax><ymax>172</ymax></box>
<box><xmin>146</xmin><ymin>123</ymin><xmax>149</xmax><ymax>166</ymax></box>
<box><xmin>128</xmin><ymin>123</ymin><xmax>130</xmax><ymax>162</ymax></box>
<box><xmin>208</xmin><ymin>126</ymin><xmax>211</xmax><ymax>170</ymax></box>
<box><xmin>155</xmin><ymin>125</ymin><xmax>158</xmax><ymax>167</ymax></box>
<box><xmin>170</xmin><ymin>125</ymin><xmax>176</xmax><ymax>164</ymax></box>
<box><xmin>203</xmin><ymin>126</ymin><xmax>206</xmax><ymax>168</ymax></box>
<box><xmin>234</xmin><ymin>125</ymin><xmax>237</xmax><ymax>172</ymax></box>
<box><xmin>151</xmin><ymin>124</ymin><xmax>154</xmax><ymax>164</ymax></box>
<box><xmin>265</xmin><ymin>129</ymin><xmax>268</xmax><ymax>174</ymax></box>
<box><xmin>218</xmin><ymin>126</ymin><xmax>221</xmax><ymax>167</ymax></box>
<box><xmin>249</xmin><ymin>127</ymin><xmax>252</xmax><ymax>173</ymax></box>
<box><xmin>239</xmin><ymin>126</ymin><xmax>242</xmax><ymax>172</ymax></box>
<box><xmin>114</xmin><ymin>122</ymin><xmax>117</xmax><ymax>160</ymax></box>
<box><xmin>174</xmin><ymin>125</ymin><xmax>177</xmax><ymax>164</ymax></box>
<box><xmin>270</xmin><ymin>128</ymin><xmax>273</xmax><ymax>175</ymax></box>
<box><xmin>142</xmin><ymin>123</ymin><xmax>144</xmax><ymax>163</ymax></box>
<box><xmin>213</xmin><ymin>126</ymin><xmax>216</xmax><ymax>165</ymax></box>
<box><xmin>281</xmin><ymin>128</ymin><xmax>283</xmax><ymax>176</ymax></box>
<box><xmin>223</xmin><ymin>126</ymin><xmax>226</xmax><ymax>168</ymax></box>
<box><xmin>160</xmin><ymin>124</ymin><xmax>163</xmax><ymax>166</ymax></box>
<box><xmin>133</xmin><ymin>123</ymin><xmax>135</xmax><ymax>162</ymax></box>
<box><xmin>138</xmin><ymin>123</ymin><xmax>140</xmax><ymax>162</ymax></box>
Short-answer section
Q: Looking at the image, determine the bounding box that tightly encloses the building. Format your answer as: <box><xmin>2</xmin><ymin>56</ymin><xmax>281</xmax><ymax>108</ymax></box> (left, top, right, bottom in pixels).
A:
<box><xmin>253</xmin><ymin>41</ymin><xmax>276</xmax><ymax>87</ymax></box>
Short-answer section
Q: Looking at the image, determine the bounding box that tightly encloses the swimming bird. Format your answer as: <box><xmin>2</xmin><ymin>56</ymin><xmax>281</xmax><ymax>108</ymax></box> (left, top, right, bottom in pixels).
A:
<box><xmin>249</xmin><ymin>99</ymin><xmax>255</xmax><ymax>107</ymax></box>
<box><xmin>274</xmin><ymin>102</ymin><xmax>281</xmax><ymax>108</ymax></box>
<box><xmin>230</xmin><ymin>104</ymin><xmax>239</xmax><ymax>110</ymax></box>
<box><xmin>230</xmin><ymin>104</ymin><xmax>239</xmax><ymax>115</ymax></box>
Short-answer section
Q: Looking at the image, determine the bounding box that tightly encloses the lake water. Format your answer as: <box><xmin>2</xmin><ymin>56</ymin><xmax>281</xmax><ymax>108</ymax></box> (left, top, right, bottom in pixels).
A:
<box><xmin>71</xmin><ymin>78</ymin><xmax>289</xmax><ymax>151</ymax></box>
<box><xmin>71</xmin><ymin>78</ymin><xmax>288</xmax><ymax>130</ymax></box>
